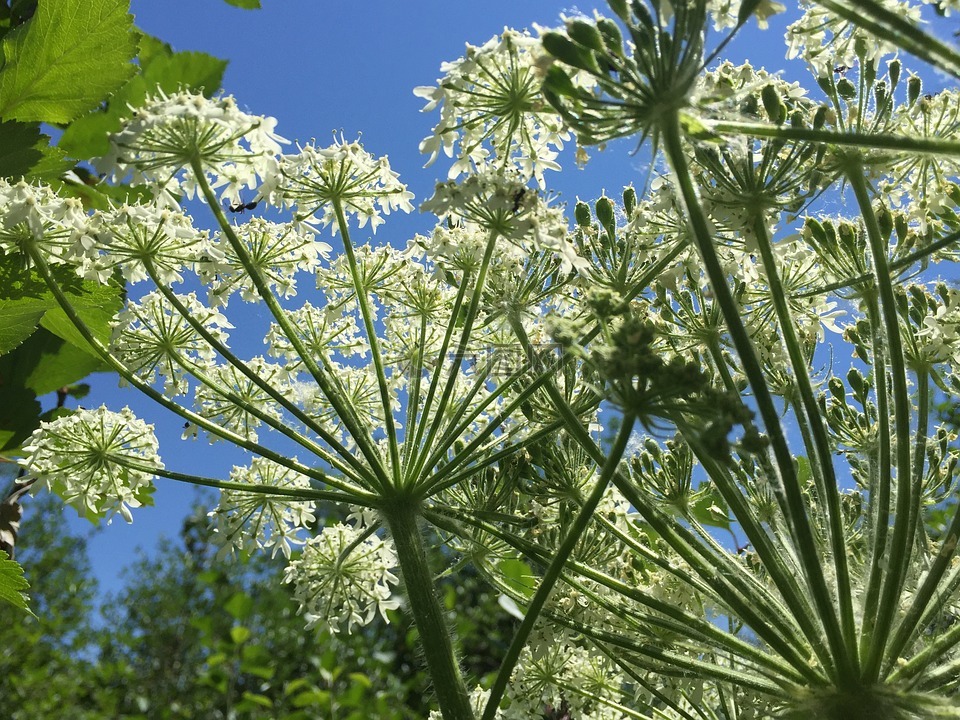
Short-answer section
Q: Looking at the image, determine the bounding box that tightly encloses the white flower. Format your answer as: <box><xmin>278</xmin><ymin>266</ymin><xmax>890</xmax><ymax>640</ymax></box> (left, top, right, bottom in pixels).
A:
<box><xmin>201</xmin><ymin>217</ymin><xmax>331</xmax><ymax>306</ymax></box>
<box><xmin>95</xmin><ymin>202</ymin><xmax>210</xmax><ymax>285</ymax></box>
<box><xmin>0</xmin><ymin>178</ymin><xmax>95</xmax><ymax>269</ymax></box>
<box><xmin>100</xmin><ymin>89</ymin><xmax>287</xmax><ymax>200</ymax></box>
<box><xmin>284</xmin><ymin>517</ymin><xmax>400</xmax><ymax>634</ymax></box>
<box><xmin>415</xmin><ymin>29</ymin><xmax>570</xmax><ymax>187</ymax></box>
<box><xmin>208</xmin><ymin>457</ymin><xmax>316</xmax><ymax>560</ymax></box>
<box><xmin>20</xmin><ymin>406</ymin><xmax>161</xmax><ymax>524</ymax></box>
<box><xmin>110</xmin><ymin>290</ymin><xmax>232</xmax><ymax>395</ymax></box>
<box><xmin>276</xmin><ymin>137</ymin><xmax>414</xmax><ymax>234</ymax></box>
<box><xmin>705</xmin><ymin>0</ymin><xmax>785</xmax><ymax>30</ymax></box>
<box><xmin>428</xmin><ymin>686</ymin><xmax>502</xmax><ymax>719</ymax></box>
<box><xmin>786</xmin><ymin>0</ymin><xmax>922</xmax><ymax>75</ymax></box>
<box><xmin>193</xmin><ymin>357</ymin><xmax>288</xmax><ymax>442</ymax></box>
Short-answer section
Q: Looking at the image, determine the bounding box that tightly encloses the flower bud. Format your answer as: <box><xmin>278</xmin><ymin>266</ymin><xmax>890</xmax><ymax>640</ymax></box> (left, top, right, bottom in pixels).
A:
<box><xmin>575</xmin><ymin>200</ymin><xmax>592</xmax><ymax>228</ymax></box>
<box><xmin>595</xmin><ymin>195</ymin><xmax>616</xmax><ymax>240</ymax></box>
<box><xmin>908</xmin><ymin>75</ymin><xmax>922</xmax><ymax>106</ymax></box>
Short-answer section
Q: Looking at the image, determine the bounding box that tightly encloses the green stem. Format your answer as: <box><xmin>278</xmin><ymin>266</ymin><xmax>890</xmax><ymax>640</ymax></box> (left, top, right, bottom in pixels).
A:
<box><xmin>114</xmin><ymin>457</ymin><xmax>375</xmax><ymax>506</ymax></box>
<box><xmin>25</xmin><ymin>243</ymin><xmax>352</xmax><ymax>494</ymax></box>
<box><xmin>792</xmin><ymin>227</ymin><xmax>960</xmax><ymax>300</ymax></box>
<box><xmin>145</xmin><ymin>261</ymin><xmax>373</xmax><ymax>487</ymax></box>
<box><xmin>751</xmin><ymin>215</ymin><xmax>858</xmax><ymax>668</ymax></box>
<box><xmin>883</xmin><ymin>490</ymin><xmax>960</xmax><ymax>679</ymax></box>
<box><xmin>480</xmin><ymin>415</ymin><xmax>636</xmax><ymax>720</ymax></box>
<box><xmin>847</xmin><ymin>166</ymin><xmax>915</xmax><ymax>682</ymax></box>
<box><xmin>707</xmin><ymin>120</ymin><xmax>960</xmax><ymax>157</ymax></box>
<box><xmin>661</xmin><ymin>111</ymin><xmax>852</xmax><ymax>683</ymax></box>
<box><xmin>333</xmin><ymin>200</ymin><xmax>402</xmax><ymax>484</ymax></box>
<box><xmin>858</xmin><ymin>288</ymin><xmax>892</xmax><ymax>663</ymax></box>
<box><xmin>407</xmin><ymin>230</ymin><xmax>500</xmax><ymax>486</ymax></box>
<box><xmin>191</xmin><ymin>159</ymin><xmax>390</xmax><ymax>490</ymax></box>
<box><xmin>383</xmin><ymin>499</ymin><xmax>474</xmax><ymax>720</ymax></box>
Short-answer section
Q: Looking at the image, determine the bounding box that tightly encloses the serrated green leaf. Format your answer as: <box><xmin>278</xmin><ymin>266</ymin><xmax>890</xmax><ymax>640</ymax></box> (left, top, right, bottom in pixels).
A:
<box><xmin>0</xmin><ymin>120</ymin><xmax>70</xmax><ymax>181</ymax></box>
<box><xmin>58</xmin><ymin>50</ymin><xmax>227</xmax><ymax>160</ymax></box>
<box><xmin>0</xmin><ymin>0</ymin><xmax>137</xmax><ymax>123</ymax></box>
<box><xmin>223</xmin><ymin>0</ymin><xmax>261</xmax><ymax>8</ymax></box>
<box><xmin>0</xmin><ymin>550</ymin><xmax>35</xmax><ymax>615</ymax></box>
<box><xmin>18</xmin><ymin>327</ymin><xmax>106</xmax><ymax>394</ymax></box>
<box><xmin>0</xmin><ymin>296</ymin><xmax>47</xmax><ymax>354</ymax></box>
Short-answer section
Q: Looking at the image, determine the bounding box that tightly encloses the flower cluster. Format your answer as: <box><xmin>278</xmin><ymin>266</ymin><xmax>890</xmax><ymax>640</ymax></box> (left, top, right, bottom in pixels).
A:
<box><xmin>0</xmin><ymin>178</ymin><xmax>93</xmax><ymax>267</ymax></box>
<box><xmin>275</xmin><ymin>137</ymin><xmax>414</xmax><ymax>234</ymax></box>
<box><xmin>786</xmin><ymin>0</ymin><xmax>922</xmax><ymax>75</ymax></box>
<box><xmin>20</xmin><ymin>406</ymin><xmax>161</xmax><ymax>524</ymax></box>
<box><xmin>208</xmin><ymin>457</ymin><xmax>316</xmax><ymax>559</ymax></box>
<box><xmin>415</xmin><ymin>29</ymin><xmax>571</xmax><ymax>186</ymax></box>
<box><xmin>100</xmin><ymin>88</ymin><xmax>288</xmax><ymax>204</ymax></box>
<box><xmin>283</xmin><ymin>516</ymin><xmax>400</xmax><ymax>634</ymax></box>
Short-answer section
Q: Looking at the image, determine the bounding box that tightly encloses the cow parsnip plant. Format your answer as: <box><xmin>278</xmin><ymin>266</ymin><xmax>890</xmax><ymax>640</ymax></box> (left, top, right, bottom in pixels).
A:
<box><xmin>5</xmin><ymin>0</ymin><xmax>960</xmax><ymax>718</ymax></box>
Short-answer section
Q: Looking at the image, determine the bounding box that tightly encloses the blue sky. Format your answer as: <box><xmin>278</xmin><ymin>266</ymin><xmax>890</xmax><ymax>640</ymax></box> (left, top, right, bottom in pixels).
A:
<box><xmin>61</xmin><ymin>0</ymin><xmax>904</xmax><ymax>595</ymax></box>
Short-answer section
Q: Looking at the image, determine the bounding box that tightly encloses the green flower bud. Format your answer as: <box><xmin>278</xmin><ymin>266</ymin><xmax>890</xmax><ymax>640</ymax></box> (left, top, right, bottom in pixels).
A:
<box><xmin>567</xmin><ymin>19</ymin><xmax>605</xmax><ymax>53</ymax></box>
<box><xmin>623</xmin><ymin>186</ymin><xmax>637</xmax><ymax>216</ymax></box>
<box><xmin>575</xmin><ymin>200</ymin><xmax>592</xmax><ymax>228</ymax></box>
<box><xmin>908</xmin><ymin>75</ymin><xmax>922</xmax><ymax>106</ymax></box>
<box><xmin>836</xmin><ymin>78</ymin><xmax>857</xmax><ymax>100</ymax></box>
<box><xmin>888</xmin><ymin>59</ymin><xmax>901</xmax><ymax>89</ymax></box>
<box><xmin>595</xmin><ymin>195</ymin><xmax>616</xmax><ymax>240</ymax></box>
<box><xmin>761</xmin><ymin>84</ymin><xmax>786</xmax><ymax>124</ymax></box>
<box><xmin>597</xmin><ymin>18</ymin><xmax>624</xmax><ymax>56</ymax></box>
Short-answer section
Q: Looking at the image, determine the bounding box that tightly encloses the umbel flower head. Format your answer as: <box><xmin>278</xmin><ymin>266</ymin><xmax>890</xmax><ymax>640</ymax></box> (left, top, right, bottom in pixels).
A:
<box><xmin>275</xmin><ymin>137</ymin><xmax>414</xmax><ymax>234</ymax></box>
<box><xmin>99</xmin><ymin>88</ymin><xmax>288</xmax><ymax>204</ymax></box>
<box><xmin>208</xmin><ymin>457</ymin><xmax>316</xmax><ymax>560</ymax></box>
<box><xmin>20</xmin><ymin>406</ymin><xmax>161</xmax><ymax>524</ymax></box>
<box><xmin>415</xmin><ymin>28</ymin><xmax>572</xmax><ymax>187</ymax></box>
<box><xmin>283</xmin><ymin>514</ymin><xmax>400</xmax><ymax>635</ymax></box>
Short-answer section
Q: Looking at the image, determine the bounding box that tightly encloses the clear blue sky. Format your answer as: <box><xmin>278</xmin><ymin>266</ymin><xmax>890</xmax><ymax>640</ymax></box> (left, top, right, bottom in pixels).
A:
<box><xmin>63</xmin><ymin>0</ymin><xmax>864</xmax><ymax>595</ymax></box>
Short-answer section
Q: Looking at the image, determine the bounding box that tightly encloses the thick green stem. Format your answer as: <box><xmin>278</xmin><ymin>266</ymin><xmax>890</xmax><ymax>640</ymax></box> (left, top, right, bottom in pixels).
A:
<box><xmin>480</xmin><ymin>415</ymin><xmax>636</xmax><ymax>720</ymax></box>
<box><xmin>847</xmin><ymin>166</ymin><xmax>915</xmax><ymax>682</ymax></box>
<box><xmin>384</xmin><ymin>500</ymin><xmax>474</xmax><ymax>720</ymax></box>
<box><xmin>661</xmin><ymin>112</ymin><xmax>852</xmax><ymax>683</ymax></box>
<box><xmin>751</xmin><ymin>216</ymin><xmax>858</xmax><ymax>667</ymax></box>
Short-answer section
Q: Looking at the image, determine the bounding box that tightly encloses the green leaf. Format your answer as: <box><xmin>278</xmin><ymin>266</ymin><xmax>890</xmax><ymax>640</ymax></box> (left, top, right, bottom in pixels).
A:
<box><xmin>0</xmin><ymin>0</ymin><xmax>137</xmax><ymax>123</ymax></box>
<box><xmin>290</xmin><ymin>689</ymin><xmax>329</xmax><ymax>708</ymax></box>
<box><xmin>229</xmin><ymin>625</ymin><xmax>251</xmax><ymax>645</ymax></box>
<box><xmin>14</xmin><ymin>327</ymin><xmax>106</xmax><ymax>395</ymax></box>
<box><xmin>0</xmin><ymin>549</ymin><xmax>35</xmax><ymax>615</ymax></box>
<box><xmin>58</xmin><ymin>49</ymin><xmax>227</xmax><ymax>160</ymax></box>
<box><xmin>224</xmin><ymin>590</ymin><xmax>254</xmax><ymax>620</ymax></box>
<box><xmin>0</xmin><ymin>296</ymin><xmax>47</xmax><ymax>354</ymax></box>
<box><xmin>0</xmin><ymin>253</ymin><xmax>124</xmax><ymax>358</ymax></box>
<box><xmin>497</xmin><ymin>558</ymin><xmax>536</xmax><ymax>599</ymax></box>
<box><xmin>0</xmin><ymin>121</ymin><xmax>70</xmax><ymax>181</ymax></box>
<box><xmin>223</xmin><ymin>0</ymin><xmax>261</xmax><ymax>8</ymax></box>
<box><xmin>237</xmin><ymin>692</ymin><xmax>272</xmax><ymax>709</ymax></box>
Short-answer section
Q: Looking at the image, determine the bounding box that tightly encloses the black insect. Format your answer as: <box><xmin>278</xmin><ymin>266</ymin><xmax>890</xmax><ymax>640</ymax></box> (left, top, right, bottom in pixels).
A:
<box><xmin>226</xmin><ymin>198</ymin><xmax>258</xmax><ymax>214</ymax></box>
<box><xmin>833</xmin><ymin>65</ymin><xmax>849</xmax><ymax>75</ymax></box>
<box><xmin>511</xmin><ymin>188</ymin><xmax>528</xmax><ymax>214</ymax></box>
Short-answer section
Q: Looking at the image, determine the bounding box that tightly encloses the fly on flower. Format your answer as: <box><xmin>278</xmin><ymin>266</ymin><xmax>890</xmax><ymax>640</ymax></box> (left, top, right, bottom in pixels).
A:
<box><xmin>226</xmin><ymin>198</ymin><xmax>259</xmax><ymax>214</ymax></box>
